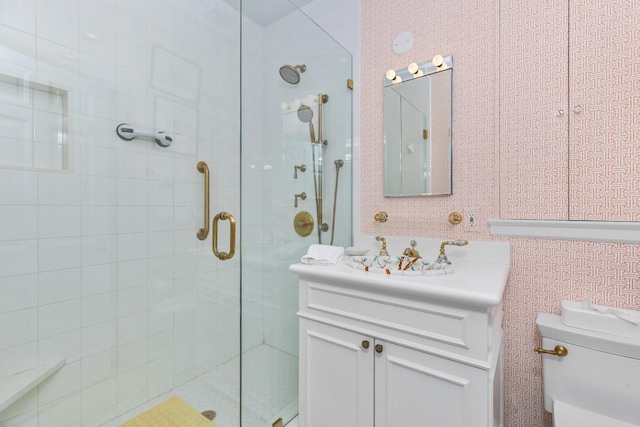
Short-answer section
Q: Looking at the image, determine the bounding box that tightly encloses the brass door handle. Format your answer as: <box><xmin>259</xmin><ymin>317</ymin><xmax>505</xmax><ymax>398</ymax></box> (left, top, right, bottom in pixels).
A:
<box><xmin>196</xmin><ymin>161</ymin><xmax>210</xmax><ymax>240</ymax></box>
<box><xmin>375</xmin><ymin>344</ymin><xmax>383</xmax><ymax>353</ymax></box>
<box><xmin>212</xmin><ymin>211</ymin><xmax>236</xmax><ymax>260</ymax></box>
<box><xmin>362</xmin><ymin>340</ymin><xmax>370</xmax><ymax>349</ymax></box>
<box><xmin>534</xmin><ymin>345</ymin><xmax>568</xmax><ymax>357</ymax></box>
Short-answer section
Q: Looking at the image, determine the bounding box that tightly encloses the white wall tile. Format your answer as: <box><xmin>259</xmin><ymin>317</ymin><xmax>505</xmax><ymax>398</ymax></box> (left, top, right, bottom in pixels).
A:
<box><xmin>0</xmin><ymin>341</ymin><xmax>37</xmax><ymax>378</ymax></box>
<box><xmin>81</xmin><ymin>376</ymin><xmax>117</xmax><ymax>419</ymax></box>
<box><xmin>0</xmin><ymin>169</ymin><xmax>38</xmax><ymax>205</ymax></box>
<box><xmin>0</xmin><ymin>308</ymin><xmax>37</xmax><ymax>350</ymax></box>
<box><xmin>0</xmin><ymin>274</ymin><xmax>37</xmax><ymax>314</ymax></box>
<box><xmin>81</xmin><ymin>320</ymin><xmax>116</xmax><ymax>358</ymax></box>
<box><xmin>117</xmin><ymin>338</ymin><xmax>147</xmax><ymax>373</ymax></box>
<box><xmin>0</xmin><ymin>240</ymin><xmax>38</xmax><ymax>278</ymax></box>
<box><xmin>39</xmin><ymin>268</ymin><xmax>82</xmax><ymax>305</ymax></box>
<box><xmin>38</xmin><ymin>206</ymin><xmax>82</xmax><ymax>239</ymax></box>
<box><xmin>82</xmin><ymin>263</ymin><xmax>117</xmax><ymax>296</ymax></box>
<box><xmin>82</xmin><ymin>234</ymin><xmax>117</xmax><ymax>266</ymax></box>
<box><xmin>117</xmin><ymin>233</ymin><xmax>148</xmax><ymax>262</ymax></box>
<box><xmin>82</xmin><ymin>292</ymin><xmax>117</xmax><ymax>327</ymax></box>
<box><xmin>82</xmin><ymin>205</ymin><xmax>117</xmax><ymax>236</ymax></box>
<box><xmin>38</xmin><ymin>360</ymin><xmax>81</xmax><ymax>405</ymax></box>
<box><xmin>117</xmin><ymin>286</ymin><xmax>147</xmax><ymax>318</ymax></box>
<box><xmin>0</xmin><ymin>0</ymin><xmax>36</xmax><ymax>34</ymax></box>
<box><xmin>0</xmin><ymin>206</ymin><xmax>38</xmax><ymax>244</ymax></box>
<box><xmin>117</xmin><ymin>312</ymin><xmax>147</xmax><ymax>345</ymax></box>
<box><xmin>39</xmin><ymin>299</ymin><xmax>81</xmax><ymax>338</ymax></box>
<box><xmin>38</xmin><ymin>391</ymin><xmax>82</xmax><ymax>427</ymax></box>
<box><xmin>39</xmin><ymin>237</ymin><xmax>82</xmax><ymax>271</ymax></box>
<box><xmin>117</xmin><ymin>206</ymin><xmax>148</xmax><ymax>234</ymax></box>
<box><xmin>36</xmin><ymin>6</ymin><xmax>79</xmax><ymax>49</ymax></box>
<box><xmin>38</xmin><ymin>172</ymin><xmax>82</xmax><ymax>205</ymax></box>
<box><xmin>39</xmin><ymin>329</ymin><xmax>82</xmax><ymax>364</ymax></box>
<box><xmin>81</xmin><ymin>349</ymin><xmax>116</xmax><ymax>389</ymax></box>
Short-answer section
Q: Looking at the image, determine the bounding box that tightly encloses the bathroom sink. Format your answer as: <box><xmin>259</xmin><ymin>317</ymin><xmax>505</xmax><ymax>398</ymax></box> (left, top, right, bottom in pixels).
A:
<box><xmin>560</xmin><ymin>300</ymin><xmax>640</xmax><ymax>339</ymax></box>
<box><xmin>344</xmin><ymin>254</ymin><xmax>453</xmax><ymax>276</ymax></box>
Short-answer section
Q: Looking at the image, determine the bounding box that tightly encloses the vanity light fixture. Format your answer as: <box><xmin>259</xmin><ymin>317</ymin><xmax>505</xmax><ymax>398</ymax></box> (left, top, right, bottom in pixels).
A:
<box><xmin>385</xmin><ymin>69</ymin><xmax>402</xmax><ymax>84</ymax></box>
<box><xmin>407</xmin><ymin>62</ymin><xmax>423</xmax><ymax>77</ymax></box>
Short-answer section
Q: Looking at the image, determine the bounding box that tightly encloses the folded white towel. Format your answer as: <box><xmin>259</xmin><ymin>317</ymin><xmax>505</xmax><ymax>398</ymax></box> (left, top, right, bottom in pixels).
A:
<box><xmin>301</xmin><ymin>244</ymin><xmax>344</xmax><ymax>265</ymax></box>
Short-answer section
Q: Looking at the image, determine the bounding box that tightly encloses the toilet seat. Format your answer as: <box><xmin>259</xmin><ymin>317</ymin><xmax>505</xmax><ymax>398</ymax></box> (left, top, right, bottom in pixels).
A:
<box><xmin>553</xmin><ymin>401</ymin><xmax>640</xmax><ymax>427</ymax></box>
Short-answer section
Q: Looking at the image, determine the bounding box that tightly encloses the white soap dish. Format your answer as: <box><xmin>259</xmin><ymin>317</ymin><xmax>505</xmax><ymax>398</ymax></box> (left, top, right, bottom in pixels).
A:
<box><xmin>345</xmin><ymin>247</ymin><xmax>369</xmax><ymax>256</ymax></box>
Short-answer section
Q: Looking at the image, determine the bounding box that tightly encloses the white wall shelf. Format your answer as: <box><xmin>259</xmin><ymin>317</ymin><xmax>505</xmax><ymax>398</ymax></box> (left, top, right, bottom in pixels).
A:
<box><xmin>0</xmin><ymin>359</ymin><xmax>65</xmax><ymax>414</ymax></box>
<box><xmin>488</xmin><ymin>219</ymin><xmax>640</xmax><ymax>244</ymax></box>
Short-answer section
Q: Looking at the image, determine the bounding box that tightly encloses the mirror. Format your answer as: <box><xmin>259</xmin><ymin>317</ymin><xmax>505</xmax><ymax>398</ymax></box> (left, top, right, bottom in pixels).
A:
<box><xmin>383</xmin><ymin>56</ymin><xmax>453</xmax><ymax>196</ymax></box>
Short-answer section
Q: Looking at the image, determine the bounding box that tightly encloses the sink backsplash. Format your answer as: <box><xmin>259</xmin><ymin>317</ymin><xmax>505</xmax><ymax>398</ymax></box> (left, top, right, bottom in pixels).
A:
<box><xmin>351</xmin><ymin>235</ymin><xmax>511</xmax><ymax>266</ymax></box>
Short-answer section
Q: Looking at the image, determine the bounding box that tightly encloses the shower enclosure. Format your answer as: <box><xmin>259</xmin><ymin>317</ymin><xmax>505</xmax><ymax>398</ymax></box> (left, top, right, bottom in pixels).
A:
<box><xmin>0</xmin><ymin>1</ymin><xmax>351</xmax><ymax>426</ymax></box>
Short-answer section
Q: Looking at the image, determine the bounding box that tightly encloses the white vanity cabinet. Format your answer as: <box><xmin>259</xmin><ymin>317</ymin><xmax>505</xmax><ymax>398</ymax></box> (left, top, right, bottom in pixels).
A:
<box><xmin>292</xmin><ymin>252</ymin><xmax>510</xmax><ymax>427</ymax></box>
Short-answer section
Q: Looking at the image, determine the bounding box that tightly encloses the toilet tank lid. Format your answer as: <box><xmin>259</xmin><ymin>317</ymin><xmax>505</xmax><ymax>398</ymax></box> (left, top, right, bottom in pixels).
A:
<box><xmin>537</xmin><ymin>313</ymin><xmax>640</xmax><ymax>359</ymax></box>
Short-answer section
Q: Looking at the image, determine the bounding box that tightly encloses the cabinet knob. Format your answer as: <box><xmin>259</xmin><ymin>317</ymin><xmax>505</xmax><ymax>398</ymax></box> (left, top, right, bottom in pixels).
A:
<box><xmin>556</xmin><ymin>109</ymin><xmax>565</xmax><ymax>118</ymax></box>
<box><xmin>362</xmin><ymin>340</ymin><xmax>370</xmax><ymax>349</ymax></box>
<box><xmin>375</xmin><ymin>344</ymin><xmax>383</xmax><ymax>353</ymax></box>
<box><xmin>574</xmin><ymin>105</ymin><xmax>582</xmax><ymax>114</ymax></box>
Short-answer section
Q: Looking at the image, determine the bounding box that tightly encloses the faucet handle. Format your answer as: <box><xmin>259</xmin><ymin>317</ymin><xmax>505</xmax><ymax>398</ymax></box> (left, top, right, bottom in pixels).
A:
<box><xmin>375</xmin><ymin>235</ymin><xmax>389</xmax><ymax>256</ymax></box>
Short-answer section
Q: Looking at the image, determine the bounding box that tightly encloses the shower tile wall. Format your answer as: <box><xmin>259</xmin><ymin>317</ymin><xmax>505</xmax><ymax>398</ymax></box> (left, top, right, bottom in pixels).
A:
<box><xmin>0</xmin><ymin>1</ymin><xmax>240</xmax><ymax>426</ymax></box>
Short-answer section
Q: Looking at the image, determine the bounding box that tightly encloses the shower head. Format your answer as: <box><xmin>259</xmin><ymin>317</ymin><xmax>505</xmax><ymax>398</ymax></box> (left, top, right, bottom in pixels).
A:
<box><xmin>297</xmin><ymin>104</ymin><xmax>313</xmax><ymax>123</ymax></box>
<box><xmin>334</xmin><ymin>159</ymin><xmax>344</xmax><ymax>169</ymax></box>
<box><xmin>279</xmin><ymin>64</ymin><xmax>306</xmax><ymax>84</ymax></box>
<box><xmin>297</xmin><ymin>104</ymin><xmax>316</xmax><ymax>143</ymax></box>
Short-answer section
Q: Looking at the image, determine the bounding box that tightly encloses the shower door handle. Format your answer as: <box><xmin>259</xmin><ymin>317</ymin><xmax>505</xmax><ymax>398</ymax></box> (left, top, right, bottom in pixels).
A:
<box><xmin>197</xmin><ymin>161</ymin><xmax>210</xmax><ymax>240</ymax></box>
<box><xmin>212</xmin><ymin>211</ymin><xmax>236</xmax><ymax>260</ymax></box>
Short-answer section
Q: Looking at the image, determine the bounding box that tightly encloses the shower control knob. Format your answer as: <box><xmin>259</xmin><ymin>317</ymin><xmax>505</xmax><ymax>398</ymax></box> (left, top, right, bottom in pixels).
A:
<box><xmin>361</xmin><ymin>340</ymin><xmax>370</xmax><ymax>349</ymax></box>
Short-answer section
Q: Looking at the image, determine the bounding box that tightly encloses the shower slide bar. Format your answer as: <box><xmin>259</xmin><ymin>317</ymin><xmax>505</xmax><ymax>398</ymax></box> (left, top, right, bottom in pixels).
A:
<box><xmin>116</xmin><ymin>123</ymin><xmax>173</xmax><ymax>147</ymax></box>
<box><xmin>197</xmin><ymin>161</ymin><xmax>210</xmax><ymax>240</ymax></box>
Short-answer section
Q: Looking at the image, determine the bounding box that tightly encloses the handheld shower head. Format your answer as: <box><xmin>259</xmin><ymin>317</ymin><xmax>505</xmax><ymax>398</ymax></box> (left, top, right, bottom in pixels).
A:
<box><xmin>297</xmin><ymin>104</ymin><xmax>316</xmax><ymax>143</ymax></box>
<box><xmin>297</xmin><ymin>104</ymin><xmax>313</xmax><ymax>123</ymax></box>
<box><xmin>279</xmin><ymin>64</ymin><xmax>306</xmax><ymax>84</ymax></box>
<box><xmin>334</xmin><ymin>159</ymin><xmax>344</xmax><ymax>169</ymax></box>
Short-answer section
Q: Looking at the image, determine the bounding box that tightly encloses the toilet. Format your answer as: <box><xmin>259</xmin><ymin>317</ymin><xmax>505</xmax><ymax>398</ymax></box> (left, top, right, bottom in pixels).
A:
<box><xmin>536</xmin><ymin>312</ymin><xmax>640</xmax><ymax>427</ymax></box>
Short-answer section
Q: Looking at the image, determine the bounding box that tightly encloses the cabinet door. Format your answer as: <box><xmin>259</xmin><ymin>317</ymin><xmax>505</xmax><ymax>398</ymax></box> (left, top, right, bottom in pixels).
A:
<box><xmin>499</xmin><ymin>0</ymin><xmax>569</xmax><ymax>220</ymax></box>
<box><xmin>569</xmin><ymin>0</ymin><xmax>640</xmax><ymax>221</ymax></box>
<box><xmin>299</xmin><ymin>319</ymin><xmax>374</xmax><ymax>427</ymax></box>
<box><xmin>375</xmin><ymin>341</ymin><xmax>488</xmax><ymax>427</ymax></box>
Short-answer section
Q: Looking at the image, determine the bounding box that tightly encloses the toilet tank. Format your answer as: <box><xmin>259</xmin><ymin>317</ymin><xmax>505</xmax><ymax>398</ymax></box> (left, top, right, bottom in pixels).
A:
<box><xmin>536</xmin><ymin>313</ymin><xmax>640</xmax><ymax>426</ymax></box>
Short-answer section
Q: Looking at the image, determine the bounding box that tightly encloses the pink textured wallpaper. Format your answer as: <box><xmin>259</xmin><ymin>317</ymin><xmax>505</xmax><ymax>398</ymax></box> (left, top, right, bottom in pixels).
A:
<box><xmin>360</xmin><ymin>1</ymin><xmax>640</xmax><ymax>426</ymax></box>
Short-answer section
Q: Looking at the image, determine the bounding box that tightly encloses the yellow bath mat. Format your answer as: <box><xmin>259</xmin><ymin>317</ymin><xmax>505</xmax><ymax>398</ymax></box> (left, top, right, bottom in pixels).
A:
<box><xmin>119</xmin><ymin>396</ymin><xmax>220</xmax><ymax>427</ymax></box>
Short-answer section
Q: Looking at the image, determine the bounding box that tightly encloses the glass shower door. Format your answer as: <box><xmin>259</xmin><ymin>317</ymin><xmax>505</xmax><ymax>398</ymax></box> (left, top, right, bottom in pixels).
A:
<box><xmin>0</xmin><ymin>1</ymin><xmax>242</xmax><ymax>426</ymax></box>
<box><xmin>240</xmin><ymin>0</ymin><xmax>353</xmax><ymax>425</ymax></box>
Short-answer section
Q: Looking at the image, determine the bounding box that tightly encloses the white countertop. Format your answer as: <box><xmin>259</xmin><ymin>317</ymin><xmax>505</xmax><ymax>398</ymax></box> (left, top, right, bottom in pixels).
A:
<box><xmin>290</xmin><ymin>239</ymin><xmax>511</xmax><ymax>309</ymax></box>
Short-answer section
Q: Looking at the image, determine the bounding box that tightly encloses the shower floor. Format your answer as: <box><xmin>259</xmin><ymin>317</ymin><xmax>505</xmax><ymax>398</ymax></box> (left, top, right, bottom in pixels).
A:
<box><xmin>107</xmin><ymin>344</ymin><xmax>298</xmax><ymax>427</ymax></box>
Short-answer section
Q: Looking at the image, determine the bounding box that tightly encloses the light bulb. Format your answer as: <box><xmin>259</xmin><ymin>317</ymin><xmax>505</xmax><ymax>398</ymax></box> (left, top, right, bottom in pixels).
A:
<box><xmin>432</xmin><ymin>54</ymin><xmax>444</xmax><ymax>68</ymax></box>
<box><xmin>408</xmin><ymin>63</ymin><xmax>419</xmax><ymax>74</ymax></box>
<box><xmin>386</xmin><ymin>69</ymin><xmax>396</xmax><ymax>81</ymax></box>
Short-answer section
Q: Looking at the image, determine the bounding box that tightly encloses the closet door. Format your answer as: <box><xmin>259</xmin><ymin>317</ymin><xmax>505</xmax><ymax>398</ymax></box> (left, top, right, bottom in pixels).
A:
<box><xmin>569</xmin><ymin>0</ymin><xmax>640</xmax><ymax>221</ymax></box>
<box><xmin>499</xmin><ymin>1</ymin><xmax>569</xmax><ymax>220</ymax></box>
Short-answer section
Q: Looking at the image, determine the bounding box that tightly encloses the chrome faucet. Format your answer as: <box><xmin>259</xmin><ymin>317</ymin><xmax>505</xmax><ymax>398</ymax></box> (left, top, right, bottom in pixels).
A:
<box><xmin>375</xmin><ymin>235</ymin><xmax>389</xmax><ymax>256</ymax></box>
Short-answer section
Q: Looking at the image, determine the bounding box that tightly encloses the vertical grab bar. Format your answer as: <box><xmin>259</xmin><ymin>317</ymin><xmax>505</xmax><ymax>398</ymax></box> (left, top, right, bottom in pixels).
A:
<box><xmin>212</xmin><ymin>211</ymin><xmax>236</xmax><ymax>260</ymax></box>
<box><xmin>196</xmin><ymin>161</ymin><xmax>210</xmax><ymax>240</ymax></box>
